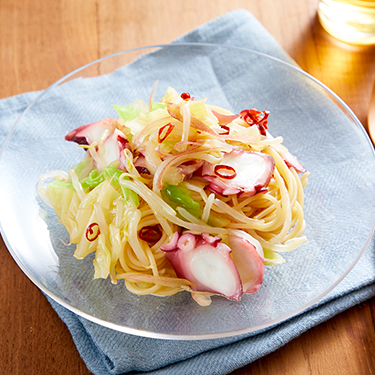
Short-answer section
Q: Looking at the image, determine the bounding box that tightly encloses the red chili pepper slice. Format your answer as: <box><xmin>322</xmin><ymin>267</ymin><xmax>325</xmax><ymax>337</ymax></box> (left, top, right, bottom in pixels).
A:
<box><xmin>214</xmin><ymin>164</ymin><xmax>237</xmax><ymax>180</ymax></box>
<box><xmin>218</xmin><ymin>125</ymin><xmax>230</xmax><ymax>135</ymax></box>
<box><xmin>239</xmin><ymin>109</ymin><xmax>269</xmax><ymax>136</ymax></box>
<box><xmin>158</xmin><ymin>123</ymin><xmax>174</xmax><ymax>143</ymax></box>
<box><xmin>139</xmin><ymin>225</ymin><xmax>162</xmax><ymax>244</ymax></box>
<box><xmin>86</xmin><ymin>223</ymin><xmax>100</xmax><ymax>242</ymax></box>
<box><xmin>180</xmin><ymin>92</ymin><xmax>191</xmax><ymax>101</ymax></box>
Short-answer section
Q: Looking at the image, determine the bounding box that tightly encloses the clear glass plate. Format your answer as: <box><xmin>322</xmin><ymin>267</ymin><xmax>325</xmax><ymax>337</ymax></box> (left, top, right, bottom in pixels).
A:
<box><xmin>1</xmin><ymin>43</ymin><xmax>374</xmax><ymax>340</ymax></box>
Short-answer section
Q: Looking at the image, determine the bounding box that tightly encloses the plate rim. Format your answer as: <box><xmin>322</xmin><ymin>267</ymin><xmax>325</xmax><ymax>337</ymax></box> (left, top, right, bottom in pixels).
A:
<box><xmin>1</xmin><ymin>42</ymin><xmax>374</xmax><ymax>340</ymax></box>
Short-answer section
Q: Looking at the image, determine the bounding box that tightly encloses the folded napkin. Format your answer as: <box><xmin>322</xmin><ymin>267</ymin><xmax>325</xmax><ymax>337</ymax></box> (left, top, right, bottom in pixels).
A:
<box><xmin>1</xmin><ymin>9</ymin><xmax>375</xmax><ymax>375</ymax></box>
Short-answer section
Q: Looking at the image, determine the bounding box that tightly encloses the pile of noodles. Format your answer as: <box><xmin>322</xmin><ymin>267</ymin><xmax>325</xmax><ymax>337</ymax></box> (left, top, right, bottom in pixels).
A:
<box><xmin>38</xmin><ymin>87</ymin><xmax>309</xmax><ymax>303</ymax></box>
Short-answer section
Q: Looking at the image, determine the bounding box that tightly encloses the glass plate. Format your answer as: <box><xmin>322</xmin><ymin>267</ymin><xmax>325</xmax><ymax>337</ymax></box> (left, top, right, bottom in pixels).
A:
<box><xmin>1</xmin><ymin>43</ymin><xmax>374</xmax><ymax>339</ymax></box>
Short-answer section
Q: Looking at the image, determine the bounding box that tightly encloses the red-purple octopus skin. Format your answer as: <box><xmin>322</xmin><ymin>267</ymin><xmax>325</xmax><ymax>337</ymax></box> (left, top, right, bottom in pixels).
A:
<box><xmin>97</xmin><ymin>128</ymin><xmax>129</xmax><ymax>170</ymax></box>
<box><xmin>274</xmin><ymin>148</ymin><xmax>306</xmax><ymax>173</ymax></box>
<box><xmin>65</xmin><ymin>119</ymin><xmax>115</xmax><ymax>146</ymax></box>
<box><xmin>201</xmin><ymin>149</ymin><xmax>275</xmax><ymax>197</ymax></box>
<box><xmin>161</xmin><ymin>232</ymin><xmax>243</xmax><ymax>301</ymax></box>
<box><xmin>227</xmin><ymin>235</ymin><xmax>264</xmax><ymax>294</ymax></box>
<box><xmin>65</xmin><ymin>119</ymin><xmax>130</xmax><ymax>170</ymax></box>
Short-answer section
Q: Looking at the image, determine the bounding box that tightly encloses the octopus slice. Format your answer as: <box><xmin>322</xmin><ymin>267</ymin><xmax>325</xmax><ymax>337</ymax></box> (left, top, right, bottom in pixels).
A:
<box><xmin>161</xmin><ymin>232</ymin><xmax>243</xmax><ymax>301</ymax></box>
<box><xmin>65</xmin><ymin>118</ymin><xmax>115</xmax><ymax>146</ymax></box>
<box><xmin>93</xmin><ymin>128</ymin><xmax>129</xmax><ymax>170</ymax></box>
<box><xmin>228</xmin><ymin>234</ymin><xmax>264</xmax><ymax>294</ymax></box>
<box><xmin>201</xmin><ymin>149</ymin><xmax>275</xmax><ymax>197</ymax></box>
<box><xmin>65</xmin><ymin>119</ymin><xmax>130</xmax><ymax>170</ymax></box>
<box><xmin>272</xmin><ymin>145</ymin><xmax>306</xmax><ymax>173</ymax></box>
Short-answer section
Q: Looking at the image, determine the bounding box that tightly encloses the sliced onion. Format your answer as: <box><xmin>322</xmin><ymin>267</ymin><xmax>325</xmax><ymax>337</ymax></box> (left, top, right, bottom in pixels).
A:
<box><xmin>167</xmin><ymin>103</ymin><xmax>219</xmax><ymax>137</ymax></box>
<box><xmin>211</xmin><ymin>110</ymin><xmax>239</xmax><ymax>125</ymax></box>
<box><xmin>201</xmin><ymin>193</ymin><xmax>215</xmax><ymax>223</ymax></box>
<box><xmin>152</xmin><ymin>147</ymin><xmax>213</xmax><ymax>192</ymax></box>
<box><xmin>180</xmin><ymin>100</ymin><xmax>191</xmax><ymax>146</ymax></box>
<box><xmin>149</xmin><ymin>80</ymin><xmax>159</xmax><ymax>110</ymax></box>
<box><xmin>132</xmin><ymin>116</ymin><xmax>175</xmax><ymax>149</ymax></box>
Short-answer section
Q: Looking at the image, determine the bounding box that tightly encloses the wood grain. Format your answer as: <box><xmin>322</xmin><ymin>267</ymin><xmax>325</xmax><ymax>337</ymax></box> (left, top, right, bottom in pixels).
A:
<box><xmin>1</xmin><ymin>0</ymin><xmax>374</xmax><ymax>374</ymax></box>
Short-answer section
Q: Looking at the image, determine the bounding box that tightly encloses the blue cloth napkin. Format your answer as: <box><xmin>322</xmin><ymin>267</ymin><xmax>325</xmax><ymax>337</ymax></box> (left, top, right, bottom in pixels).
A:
<box><xmin>1</xmin><ymin>9</ymin><xmax>375</xmax><ymax>375</ymax></box>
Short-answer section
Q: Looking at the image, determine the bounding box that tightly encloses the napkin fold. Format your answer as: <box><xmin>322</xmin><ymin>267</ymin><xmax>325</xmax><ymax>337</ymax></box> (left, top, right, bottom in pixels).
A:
<box><xmin>1</xmin><ymin>9</ymin><xmax>375</xmax><ymax>375</ymax></box>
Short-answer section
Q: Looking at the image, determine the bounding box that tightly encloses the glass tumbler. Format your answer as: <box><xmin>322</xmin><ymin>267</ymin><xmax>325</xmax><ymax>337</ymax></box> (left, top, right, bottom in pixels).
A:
<box><xmin>318</xmin><ymin>0</ymin><xmax>375</xmax><ymax>45</ymax></box>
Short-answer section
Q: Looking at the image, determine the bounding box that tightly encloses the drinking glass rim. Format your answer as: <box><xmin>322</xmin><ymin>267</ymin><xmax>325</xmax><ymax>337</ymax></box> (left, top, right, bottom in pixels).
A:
<box><xmin>321</xmin><ymin>0</ymin><xmax>375</xmax><ymax>8</ymax></box>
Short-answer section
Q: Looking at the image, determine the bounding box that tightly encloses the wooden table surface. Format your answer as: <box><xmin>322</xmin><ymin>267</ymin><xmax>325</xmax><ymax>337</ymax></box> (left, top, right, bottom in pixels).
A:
<box><xmin>1</xmin><ymin>1</ymin><xmax>375</xmax><ymax>374</ymax></box>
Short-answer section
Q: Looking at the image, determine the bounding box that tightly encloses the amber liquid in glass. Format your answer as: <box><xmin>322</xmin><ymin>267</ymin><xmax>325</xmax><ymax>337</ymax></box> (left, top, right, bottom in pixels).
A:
<box><xmin>318</xmin><ymin>0</ymin><xmax>375</xmax><ymax>45</ymax></box>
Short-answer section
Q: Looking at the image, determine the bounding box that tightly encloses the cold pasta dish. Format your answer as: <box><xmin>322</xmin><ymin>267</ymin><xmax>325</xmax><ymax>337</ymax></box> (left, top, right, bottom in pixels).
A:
<box><xmin>38</xmin><ymin>87</ymin><xmax>309</xmax><ymax>306</ymax></box>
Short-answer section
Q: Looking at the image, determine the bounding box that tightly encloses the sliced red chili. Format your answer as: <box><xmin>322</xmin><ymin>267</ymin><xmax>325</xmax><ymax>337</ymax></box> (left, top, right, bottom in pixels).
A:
<box><xmin>218</xmin><ymin>125</ymin><xmax>230</xmax><ymax>135</ymax></box>
<box><xmin>158</xmin><ymin>123</ymin><xmax>174</xmax><ymax>143</ymax></box>
<box><xmin>214</xmin><ymin>164</ymin><xmax>237</xmax><ymax>180</ymax></box>
<box><xmin>139</xmin><ymin>225</ymin><xmax>162</xmax><ymax>244</ymax></box>
<box><xmin>86</xmin><ymin>223</ymin><xmax>100</xmax><ymax>242</ymax></box>
<box><xmin>239</xmin><ymin>109</ymin><xmax>269</xmax><ymax>136</ymax></box>
<box><xmin>257</xmin><ymin>122</ymin><xmax>268</xmax><ymax>136</ymax></box>
<box><xmin>180</xmin><ymin>92</ymin><xmax>191</xmax><ymax>101</ymax></box>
